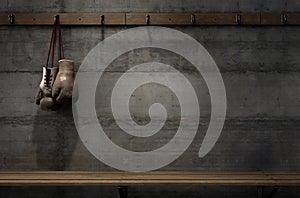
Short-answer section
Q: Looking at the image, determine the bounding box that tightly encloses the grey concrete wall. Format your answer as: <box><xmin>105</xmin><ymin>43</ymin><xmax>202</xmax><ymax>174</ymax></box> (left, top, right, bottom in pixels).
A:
<box><xmin>1</xmin><ymin>0</ymin><xmax>300</xmax><ymax>197</ymax></box>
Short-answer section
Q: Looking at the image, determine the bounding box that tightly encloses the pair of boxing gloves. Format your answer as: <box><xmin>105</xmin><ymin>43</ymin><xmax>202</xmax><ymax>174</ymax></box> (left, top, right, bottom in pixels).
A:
<box><xmin>35</xmin><ymin>59</ymin><xmax>75</xmax><ymax>111</ymax></box>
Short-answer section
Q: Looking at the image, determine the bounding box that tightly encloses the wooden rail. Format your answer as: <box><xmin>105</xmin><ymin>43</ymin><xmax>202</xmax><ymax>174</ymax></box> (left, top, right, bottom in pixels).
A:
<box><xmin>0</xmin><ymin>171</ymin><xmax>299</xmax><ymax>186</ymax></box>
<box><xmin>1</xmin><ymin>13</ymin><xmax>300</xmax><ymax>26</ymax></box>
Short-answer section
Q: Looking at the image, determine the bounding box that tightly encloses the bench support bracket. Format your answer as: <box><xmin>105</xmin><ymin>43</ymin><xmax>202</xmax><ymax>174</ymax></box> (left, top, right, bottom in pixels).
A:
<box><xmin>118</xmin><ymin>186</ymin><xmax>128</xmax><ymax>198</ymax></box>
<box><xmin>257</xmin><ymin>186</ymin><xmax>279</xmax><ymax>198</ymax></box>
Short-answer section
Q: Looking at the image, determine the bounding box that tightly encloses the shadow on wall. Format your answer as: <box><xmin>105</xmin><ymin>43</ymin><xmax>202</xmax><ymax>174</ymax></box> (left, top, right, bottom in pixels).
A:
<box><xmin>32</xmin><ymin>105</ymin><xmax>78</xmax><ymax>170</ymax></box>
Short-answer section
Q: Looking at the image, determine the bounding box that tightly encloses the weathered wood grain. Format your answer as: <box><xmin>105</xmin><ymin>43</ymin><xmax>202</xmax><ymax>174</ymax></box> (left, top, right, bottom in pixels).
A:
<box><xmin>1</xmin><ymin>13</ymin><xmax>300</xmax><ymax>26</ymax></box>
<box><xmin>0</xmin><ymin>171</ymin><xmax>299</xmax><ymax>186</ymax></box>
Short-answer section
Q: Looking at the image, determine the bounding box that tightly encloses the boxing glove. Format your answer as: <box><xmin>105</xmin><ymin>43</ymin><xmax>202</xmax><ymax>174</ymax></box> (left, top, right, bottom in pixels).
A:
<box><xmin>52</xmin><ymin>59</ymin><xmax>75</xmax><ymax>104</ymax></box>
<box><xmin>35</xmin><ymin>66</ymin><xmax>58</xmax><ymax>110</ymax></box>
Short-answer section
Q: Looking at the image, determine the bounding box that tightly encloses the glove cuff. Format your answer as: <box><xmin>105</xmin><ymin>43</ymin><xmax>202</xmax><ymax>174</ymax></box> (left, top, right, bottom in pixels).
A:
<box><xmin>58</xmin><ymin>59</ymin><xmax>74</xmax><ymax>72</ymax></box>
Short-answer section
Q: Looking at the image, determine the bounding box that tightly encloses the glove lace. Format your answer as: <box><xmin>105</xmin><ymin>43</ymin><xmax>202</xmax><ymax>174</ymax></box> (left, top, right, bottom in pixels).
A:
<box><xmin>43</xmin><ymin>70</ymin><xmax>53</xmax><ymax>88</ymax></box>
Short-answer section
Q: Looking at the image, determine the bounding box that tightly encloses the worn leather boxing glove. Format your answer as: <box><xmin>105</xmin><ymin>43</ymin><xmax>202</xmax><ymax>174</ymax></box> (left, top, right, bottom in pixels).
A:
<box><xmin>35</xmin><ymin>66</ymin><xmax>58</xmax><ymax>110</ymax></box>
<box><xmin>52</xmin><ymin>59</ymin><xmax>75</xmax><ymax>104</ymax></box>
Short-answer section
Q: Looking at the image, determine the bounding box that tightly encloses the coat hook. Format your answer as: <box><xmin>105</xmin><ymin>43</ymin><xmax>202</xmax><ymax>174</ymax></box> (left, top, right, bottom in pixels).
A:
<box><xmin>236</xmin><ymin>14</ymin><xmax>241</xmax><ymax>25</ymax></box>
<box><xmin>191</xmin><ymin>14</ymin><xmax>195</xmax><ymax>25</ymax></box>
<box><xmin>8</xmin><ymin>14</ymin><xmax>15</xmax><ymax>24</ymax></box>
<box><xmin>146</xmin><ymin>14</ymin><xmax>150</xmax><ymax>25</ymax></box>
<box><xmin>54</xmin><ymin>14</ymin><xmax>59</xmax><ymax>22</ymax></box>
<box><xmin>281</xmin><ymin>13</ymin><xmax>287</xmax><ymax>24</ymax></box>
<box><xmin>100</xmin><ymin>15</ymin><xmax>105</xmax><ymax>25</ymax></box>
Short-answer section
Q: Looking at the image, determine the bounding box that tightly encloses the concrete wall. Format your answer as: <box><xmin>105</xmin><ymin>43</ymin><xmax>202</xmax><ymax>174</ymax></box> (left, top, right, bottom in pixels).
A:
<box><xmin>1</xmin><ymin>0</ymin><xmax>300</xmax><ymax>197</ymax></box>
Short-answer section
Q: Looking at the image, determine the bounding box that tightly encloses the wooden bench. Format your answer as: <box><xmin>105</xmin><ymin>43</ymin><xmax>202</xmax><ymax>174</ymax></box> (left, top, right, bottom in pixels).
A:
<box><xmin>0</xmin><ymin>171</ymin><xmax>299</xmax><ymax>198</ymax></box>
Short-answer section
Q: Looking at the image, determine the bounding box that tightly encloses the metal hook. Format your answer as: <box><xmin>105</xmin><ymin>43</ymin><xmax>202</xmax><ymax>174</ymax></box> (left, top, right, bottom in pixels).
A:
<box><xmin>236</xmin><ymin>14</ymin><xmax>241</xmax><ymax>25</ymax></box>
<box><xmin>191</xmin><ymin>14</ymin><xmax>195</xmax><ymax>25</ymax></box>
<box><xmin>100</xmin><ymin>15</ymin><xmax>105</xmax><ymax>25</ymax></box>
<box><xmin>146</xmin><ymin>14</ymin><xmax>150</xmax><ymax>25</ymax></box>
<box><xmin>8</xmin><ymin>14</ymin><xmax>14</xmax><ymax>25</ymax></box>
<box><xmin>281</xmin><ymin>13</ymin><xmax>287</xmax><ymax>24</ymax></box>
<box><xmin>54</xmin><ymin>14</ymin><xmax>59</xmax><ymax>23</ymax></box>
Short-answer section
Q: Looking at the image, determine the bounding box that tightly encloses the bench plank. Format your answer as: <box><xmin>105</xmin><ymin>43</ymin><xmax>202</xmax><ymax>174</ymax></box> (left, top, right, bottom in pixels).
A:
<box><xmin>0</xmin><ymin>172</ymin><xmax>299</xmax><ymax>186</ymax></box>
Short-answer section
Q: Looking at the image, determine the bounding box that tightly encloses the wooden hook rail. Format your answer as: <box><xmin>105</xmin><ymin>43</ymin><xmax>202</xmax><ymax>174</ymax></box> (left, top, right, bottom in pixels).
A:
<box><xmin>0</xmin><ymin>13</ymin><xmax>300</xmax><ymax>26</ymax></box>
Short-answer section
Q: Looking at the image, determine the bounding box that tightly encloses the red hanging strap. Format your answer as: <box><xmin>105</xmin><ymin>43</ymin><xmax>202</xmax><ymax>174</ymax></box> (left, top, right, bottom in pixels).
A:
<box><xmin>45</xmin><ymin>19</ymin><xmax>56</xmax><ymax>69</ymax></box>
<box><xmin>51</xmin><ymin>20</ymin><xmax>56</xmax><ymax>68</ymax></box>
<box><xmin>45</xmin><ymin>15</ymin><xmax>64</xmax><ymax>69</ymax></box>
<box><xmin>58</xmin><ymin>18</ymin><xmax>64</xmax><ymax>60</ymax></box>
